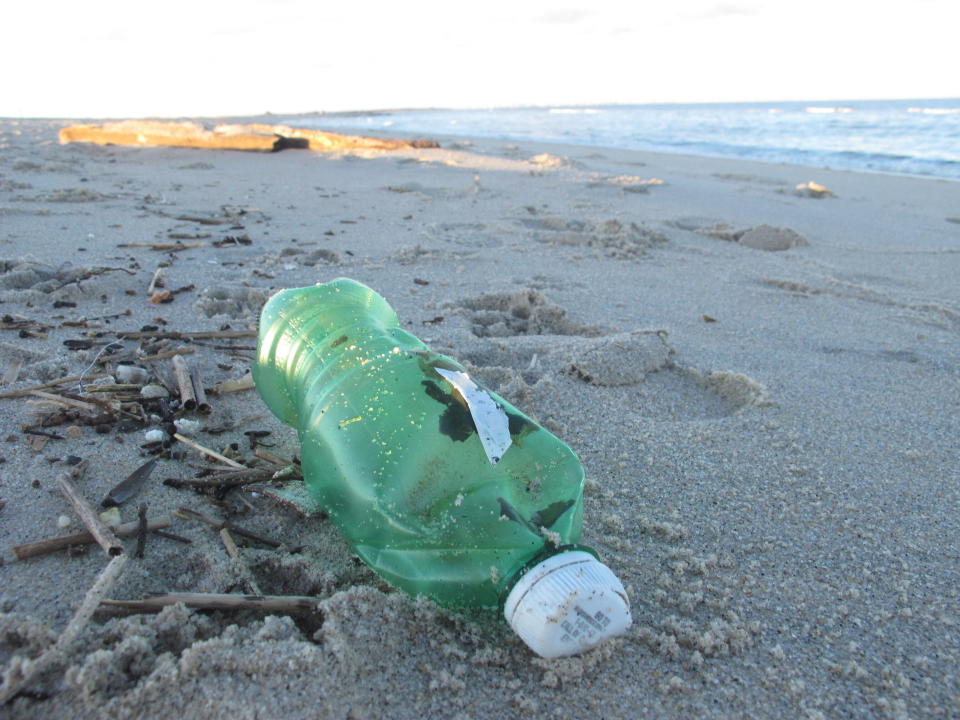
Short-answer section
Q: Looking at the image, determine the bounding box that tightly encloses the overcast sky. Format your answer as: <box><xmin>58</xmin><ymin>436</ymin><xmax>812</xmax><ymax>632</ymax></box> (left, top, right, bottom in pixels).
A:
<box><xmin>3</xmin><ymin>0</ymin><xmax>957</xmax><ymax>117</ymax></box>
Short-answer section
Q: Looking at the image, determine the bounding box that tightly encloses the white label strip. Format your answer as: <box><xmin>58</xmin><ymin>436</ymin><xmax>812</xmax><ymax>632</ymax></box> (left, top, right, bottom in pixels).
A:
<box><xmin>435</xmin><ymin>367</ymin><xmax>512</xmax><ymax>465</ymax></box>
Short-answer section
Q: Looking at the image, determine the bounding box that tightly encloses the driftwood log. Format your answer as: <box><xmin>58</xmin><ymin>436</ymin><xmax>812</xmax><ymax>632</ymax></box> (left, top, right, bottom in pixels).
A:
<box><xmin>58</xmin><ymin>120</ymin><xmax>438</xmax><ymax>152</ymax></box>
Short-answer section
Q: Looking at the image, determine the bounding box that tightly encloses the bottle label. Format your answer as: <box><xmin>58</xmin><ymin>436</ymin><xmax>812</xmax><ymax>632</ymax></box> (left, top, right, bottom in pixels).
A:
<box><xmin>434</xmin><ymin>367</ymin><xmax>512</xmax><ymax>465</ymax></box>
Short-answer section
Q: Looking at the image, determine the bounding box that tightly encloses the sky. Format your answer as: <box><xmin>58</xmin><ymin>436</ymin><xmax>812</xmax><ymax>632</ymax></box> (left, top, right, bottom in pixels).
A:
<box><xmin>3</xmin><ymin>0</ymin><xmax>958</xmax><ymax>118</ymax></box>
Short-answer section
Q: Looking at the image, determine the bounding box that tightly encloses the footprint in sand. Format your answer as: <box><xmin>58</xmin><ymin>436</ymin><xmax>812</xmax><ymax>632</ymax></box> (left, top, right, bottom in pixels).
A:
<box><xmin>449</xmin><ymin>288</ymin><xmax>771</xmax><ymax>420</ymax></box>
<box><xmin>25</xmin><ymin>188</ymin><xmax>115</xmax><ymax>203</ymax></box>
<box><xmin>0</xmin><ymin>178</ymin><xmax>32</xmax><ymax>191</ymax></box>
<box><xmin>382</xmin><ymin>182</ymin><xmax>473</xmax><ymax>200</ymax></box>
<box><xmin>440</xmin><ymin>290</ymin><xmax>763</xmax><ymax>670</ymax></box>
<box><xmin>252</xmin><ymin>247</ymin><xmax>343</xmax><ymax>274</ymax></box>
<box><xmin>517</xmin><ymin>216</ymin><xmax>668</xmax><ymax>259</ymax></box>
<box><xmin>195</xmin><ymin>285</ymin><xmax>270</xmax><ymax>320</ymax></box>
<box><xmin>419</xmin><ymin>221</ymin><xmax>503</xmax><ymax>250</ymax></box>
<box><xmin>0</xmin><ymin>256</ymin><xmax>135</xmax><ymax>304</ymax></box>
<box><xmin>711</xmin><ymin>172</ymin><xmax>786</xmax><ymax>188</ymax></box>
<box><xmin>0</xmin><ymin>341</ymin><xmax>69</xmax><ymax>382</ymax></box>
<box><xmin>278</xmin><ymin>247</ymin><xmax>342</xmax><ymax>267</ymax></box>
<box><xmin>669</xmin><ymin>218</ymin><xmax>808</xmax><ymax>251</ymax></box>
<box><xmin>454</xmin><ymin>288</ymin><xmax>604</xmax><ymax>339</ymax></box>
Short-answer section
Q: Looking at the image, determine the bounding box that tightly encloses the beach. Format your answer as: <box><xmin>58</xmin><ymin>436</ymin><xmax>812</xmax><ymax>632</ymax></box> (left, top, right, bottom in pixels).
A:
<box><xmin>0</xmin><ymin>117</ymin><xmax>958</xmax><ymax>719</ymax></box>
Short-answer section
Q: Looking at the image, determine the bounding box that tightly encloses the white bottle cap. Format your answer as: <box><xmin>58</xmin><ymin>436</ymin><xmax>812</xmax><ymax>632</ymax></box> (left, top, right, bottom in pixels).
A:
<box><xmin>503</xmin><ymin>550</ymin><xmax>632</xmax><ymax>658</ymax></box>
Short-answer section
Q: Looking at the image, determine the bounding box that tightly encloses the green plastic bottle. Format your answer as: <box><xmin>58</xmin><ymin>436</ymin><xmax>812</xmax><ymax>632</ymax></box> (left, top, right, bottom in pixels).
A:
<box><xmin>254</xmin><ymin>278</ymin><xmax>630</xmax><ymax>657</ymax></box>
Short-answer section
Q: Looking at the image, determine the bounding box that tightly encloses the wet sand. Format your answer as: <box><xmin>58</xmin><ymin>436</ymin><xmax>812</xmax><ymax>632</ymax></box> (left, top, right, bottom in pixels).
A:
<box><xmin>0</xmin><ymin>117</ymin><xmax>958</xmax><ymax>719</ymax></box>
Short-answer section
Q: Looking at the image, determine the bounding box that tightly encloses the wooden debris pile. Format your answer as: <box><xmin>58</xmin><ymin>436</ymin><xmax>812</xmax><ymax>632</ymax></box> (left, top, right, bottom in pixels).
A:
<box><xmin>0</xmin><ymin>322</ymin><xmax>326</xmax><ymax>703</ymax></box>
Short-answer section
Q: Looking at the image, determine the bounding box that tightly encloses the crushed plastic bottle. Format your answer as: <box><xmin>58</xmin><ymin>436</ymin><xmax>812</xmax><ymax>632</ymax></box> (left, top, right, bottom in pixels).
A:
<box><xmin>254</xmin><ymin>278</ymin><xmax>631</xmax><ymax>657</ymax></box>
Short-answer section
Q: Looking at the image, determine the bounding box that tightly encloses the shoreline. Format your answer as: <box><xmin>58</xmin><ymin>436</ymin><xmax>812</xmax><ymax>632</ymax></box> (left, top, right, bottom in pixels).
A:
<box><xmin>0</xmin><ymin>117</ymin><xmax>957</xmax><ymax>719</ymax></box>
<box><xmin>6</xmin><ymin>111</ymin><xmax>960</xmax><ymax>184</ymax></box>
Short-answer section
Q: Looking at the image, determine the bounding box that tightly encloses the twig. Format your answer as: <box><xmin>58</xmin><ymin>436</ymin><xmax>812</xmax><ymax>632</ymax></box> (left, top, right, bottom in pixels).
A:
<box><xmin>253</xmin><ymin>447</ymin><xmax>289</xmax><ymax>466</ymax></box>
<box><xmin>163</xmin><ymin>467</ymin><xmax>275</xmax><ymax>490</ymax></box>
<box><xmin>174</xmin><ymin>507</ymin><xmax>281</xmax><ymax>548</ymax></box>
<box><xmin>94</xmin><ymin>346</ymin><xmax>194</xmax><ymax>367</ymax></box>
<box><xmin>0</xmin><ymin>372</ymin><xmax>111</xmax><ymax>399</ymax></box>
<box><xmin>171</xmin><ymin>355</ymin><xmax>197</xmax><ymax>410</ymax></box>
<box><xmin>135</xmin><ymin>503</ymin><xmax>148</xmax><ymax>558</ymax></box>
<box><xmin>117</xmin><ymin>330</ymin><xmax>256</xmax><ymax>341</ymax></box>
<box><xmin>57</xmin><ymin>470</ymin><xmax>124</xmax><ymax>557</ymax></box>
<box><xmin>117</xmin><ymin>241</ymin><xmax>207</xmax><ymax>251</ymax></box>
<box><xmin>23</xmin><ymin>428</ymin><xmax>65</xmax><ymax>440</ymax></box>
<box><xmin>176</xmin><ymin>215</ymin><xmax>230</xmax><ymax>226</ymax></box>
<box><xmin>190</xmin><ymin>366</ymin><xmax>211</xmax><ymax>413</ymax></box>
<box><xmin>152</xmin><ymin>529</ymin><xmax>191</xmax><ymax>544</ymax></box>
<box><xmin>172</xmin><ymin>433</ymin><xmax>244</xmax><ymax>468</ymax></box>
<box><xmin>11</xmin><ymin>515</ymin><xmax>173</xmax><ymax>560</ymax></box>
<box><xmin>220</xmin><ymin>528</ymin><xmax>263</xmax><ymax>596</ymax></box>
<box><xmin>134</xmin><ymin>346</ymin><xmax>195</xmax><ymax>363</ymax></box>
<box><xmin>0</xmin><ymin>554</ymin><xmax>128</xmax><ymax>705</ymax></box>
<box><xmin>81</xmin><ymin>384</ymin><xmax>143</xmax><ymax>393</ymax></box>
<box><xmin>28</xmin><ymin>390</ymin><xmax>99</xmax><ymax>412</ymax></box>
<box><xmin>190</xmin><ymin>341</ymin><xmax>257</xmax><ymax>351</ymax></box>
<box><xmin>77</xmin><ymin>309</ymin><xmax>133</xmax><ymax>323</ymax></box>
<box><xmin>98</xmin><ymin>592</ymin><xmax>317</xmax><ymax>615</ymax></box>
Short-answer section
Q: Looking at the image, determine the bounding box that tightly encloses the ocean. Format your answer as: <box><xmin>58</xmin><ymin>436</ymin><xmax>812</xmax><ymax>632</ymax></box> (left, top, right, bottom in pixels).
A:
<box><xmin>288</xmin><ymin>99</ymin><xmax>960</xmax><ymax>181</ymax></box>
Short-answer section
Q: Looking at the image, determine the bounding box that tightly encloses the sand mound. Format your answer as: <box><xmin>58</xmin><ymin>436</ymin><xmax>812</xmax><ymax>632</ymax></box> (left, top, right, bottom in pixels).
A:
<box><xmin>737</xmin><ymin>225</ymin><xmax>808</xmax><ymax>251</ymax></box>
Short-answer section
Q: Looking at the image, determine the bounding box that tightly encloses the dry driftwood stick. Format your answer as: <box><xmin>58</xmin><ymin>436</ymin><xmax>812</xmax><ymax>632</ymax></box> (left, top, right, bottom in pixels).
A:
<box><xmin>29</xmin><ymin>389</ymin><xmax>99</xmax><ymax>412</ymax></box>
<box><xmin>81</xmin><ymin>384</ymin><xmax>143</xmax><ymax>393</ymax></box>
<box><xmin>135</xmin><ymin>503</ymin><xmax>148</xmax><ymax>559</ymax></box>
<box><xmin>57</xmin><ymin>470</ymin><xmax>124</xmax><ymax>557</ymax></box>
<box><xmin>59</xmin><ymin>120</ymin><xmax>282</xmax><ymax>152</ymax></box>
<box><xmin>172</xmin><ymin>432</ymin><xmax>245</xmax><ymax>468</ymax></box>
<box><xmin>94</xmin><ymin>346</ymin><xmax>194</xmax><ymax>367</ymax></box>
<box><xmin>136</xmin><ymin>346</ymin><xmax>195</xmax><ymax>363</ymax></box>
<box><xmin>0</xmin><ymin>553</ymin><xmax>128</xmax><ymax>705</ymax></box>
<box><xmin>164</xmin><ymin>466</ymin><xmax>275</xmax><ymax>490</ymax></box>
<box><xmin>191</xmin><ymin>341</ymin><xmax>257</xmax><ymax>353</ymax></box>
<box><xmin>11</xmin><ymin>515</ymin><xmax>173</xmax><ymax>561</ymax></box>
<box><xmin>0</xmin><ymin>372</ymin><xmax>111</xmax><ymax>399</ymax></box>
<box><xmin>220</xmin><ymin>528</ymin><xmax>263</xmax><ymax>596</ymax></box>
<box><xmin>190</xmin><ymin>366</ymin><xmax>211</xmax><ymax>413</ymax></box>
<box><xmin>171</xmin><ymin>355</ymin><xmax>197</xmax><ymax>410</ymax></box>
<box><xmin>23</xmin><ymin>428</ymin><xmax>64</xmax><ymax>441</ymax></box>
<box><xmin>99</xmin><ymin>592</ymin><xmax>317</xmax><ymax>615</ymax></box>
<box><xmin>176</xmin><ymin>215</ymin><xmax>230</xmax><ymax>225</ymax></box>
<box><xmin>231</xmin><ymin>123</ymin><xmax>440</xmax><ymax>151</ymax></box>
<box><xmin>253</xmin><ymin>447</ymin><xmax>288</xmax><ymax>466</ymax></box>
<box><xmin>118</xmin><ymin>330</ymin><xmax>256</xmax><ymax>341</ymax></box>
<box><xmin>61</xmin><ymin>390</ymin><xmax>119</xmax><ymax>414</ymax></box>
<box><xmin>153</xmin><ymin>529</ymin><xmax>191</xmax><ymax>544</ymax></box>
<box><xmin>174</xmin><ymin>507</ymin><xmax>281</xmax><ymax>548</ymax></box>
<box><xmin>118</xmin><ymin>241</ymin><xmax>207</xmax><ymax>251</ymax></box>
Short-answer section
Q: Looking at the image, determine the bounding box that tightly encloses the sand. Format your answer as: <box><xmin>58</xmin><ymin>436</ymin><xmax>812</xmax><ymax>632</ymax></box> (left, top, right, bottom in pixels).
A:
<box><xmin>0</xmin><ymin>116</ymin><xmax>958</xmax><ymax>719</ymax></box>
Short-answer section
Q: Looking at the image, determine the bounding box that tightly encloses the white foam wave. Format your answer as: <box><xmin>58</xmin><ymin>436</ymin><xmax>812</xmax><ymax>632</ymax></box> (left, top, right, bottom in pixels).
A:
<box><xmin>908</xmin><ymin>107</ymin><xmax>960</xmax><ymax>115</ymax></box>
<box><xmin>804</xmin><ymin>106</ymin><xmax>854</xmax><ymax>114</ymax></box>
<box><xmin>548</xmin><ymin>108</ymin><xmax>602</xmax><ymax>115</ymax></box>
